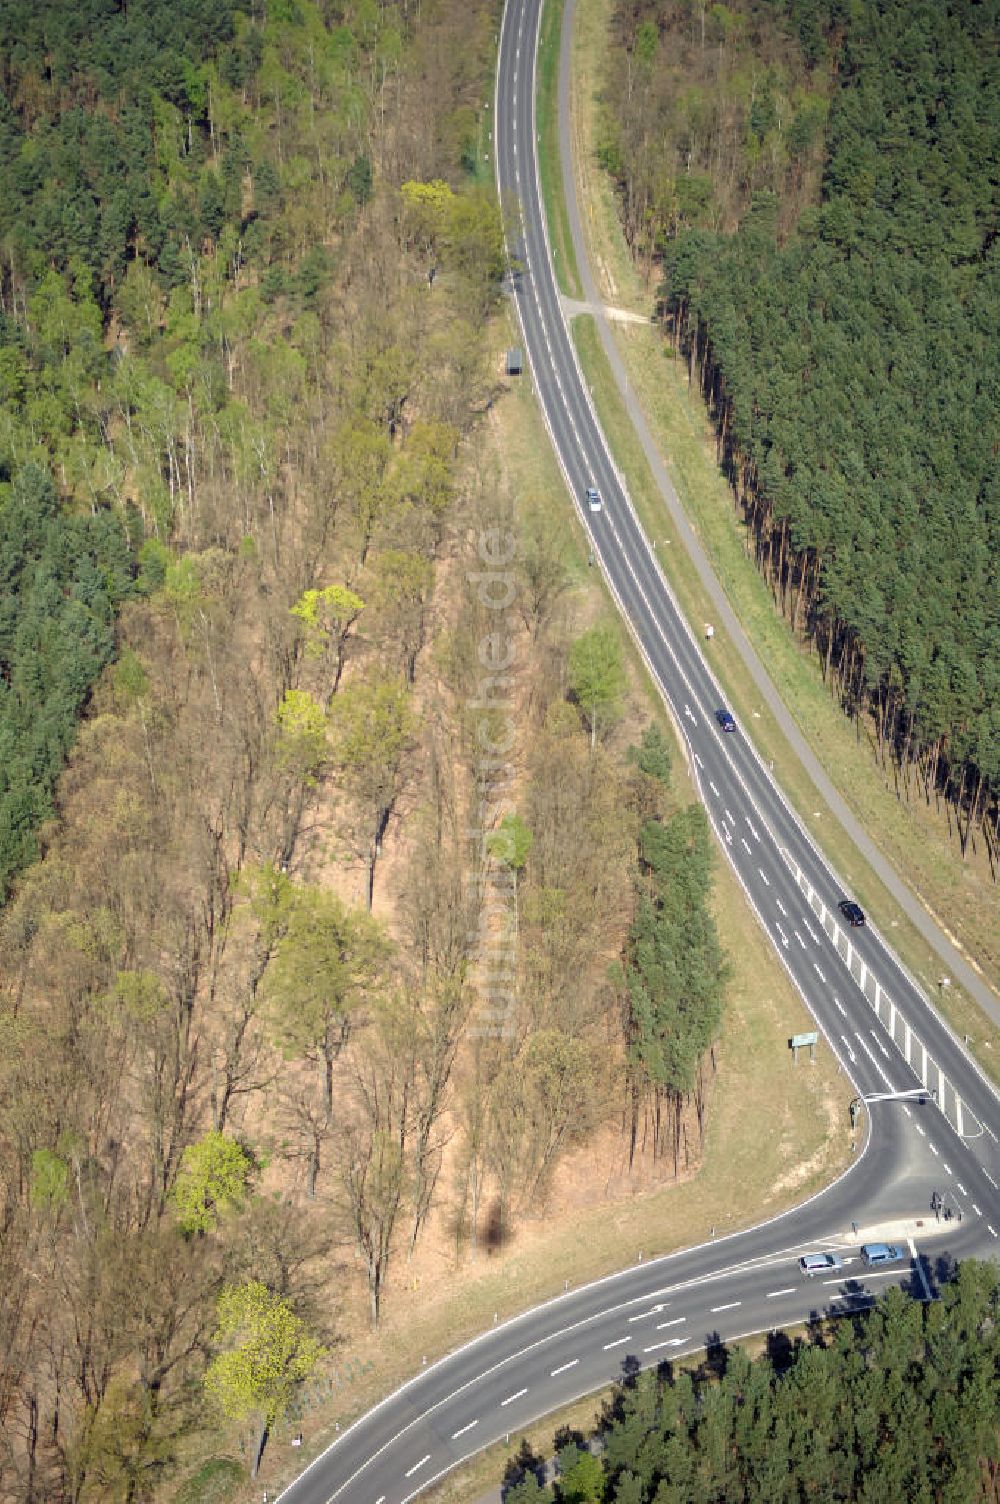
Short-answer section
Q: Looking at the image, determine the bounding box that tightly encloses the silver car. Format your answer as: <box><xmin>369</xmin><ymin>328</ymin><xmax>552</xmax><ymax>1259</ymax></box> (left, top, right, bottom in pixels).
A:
<box><xmin>799</xmin><ymin>1251</ymin><xmax>843</xmax><ymax>1277</ymax></box>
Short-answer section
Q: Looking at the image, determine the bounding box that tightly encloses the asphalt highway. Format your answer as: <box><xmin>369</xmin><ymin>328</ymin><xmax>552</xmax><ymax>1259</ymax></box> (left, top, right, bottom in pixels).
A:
<box><xmin>275</xmin><ymin>1</ymin><xmax>1000</xmax><ymax>1498</ymax></box>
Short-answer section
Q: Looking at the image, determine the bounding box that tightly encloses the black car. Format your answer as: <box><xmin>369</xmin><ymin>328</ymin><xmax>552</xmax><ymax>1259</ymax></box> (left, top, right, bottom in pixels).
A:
<box><xmin>715</xmin><ymin>708</ymin><xmax>736</xmax><ymax>733</ymax></box>
<box><xmin>839</xmin><ymin>899</ymin><xmax>866</xmax><ymax>927</ymax></box>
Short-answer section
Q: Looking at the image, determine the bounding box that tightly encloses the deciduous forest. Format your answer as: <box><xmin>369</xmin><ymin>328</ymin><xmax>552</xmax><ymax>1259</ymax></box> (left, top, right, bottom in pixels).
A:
<box><xmin>600</xmin><ymin>0</ymin><xmax>1000</xmax><ymax>866</ymax></box>
<box><xmin>0</xmin><ymin>0</ymin><xmax>729</xmax><ymax>1499</ymax></box>
<box><xmin>504</xmin><ymin>1258</ymin><xmax>1000</xmax><ymax>1503</ymax></box>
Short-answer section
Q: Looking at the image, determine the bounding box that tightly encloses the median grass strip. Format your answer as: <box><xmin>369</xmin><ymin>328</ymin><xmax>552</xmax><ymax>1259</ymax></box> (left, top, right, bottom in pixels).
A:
<box><xmin>536</xmin><ymin>0</ymin><xmax>582</xmax><ymax>299</ymax></box>
<box><xmin>553</xmin><ymin>0</ymin><xmax>1000</xmax><ymax>1068</ymax></box>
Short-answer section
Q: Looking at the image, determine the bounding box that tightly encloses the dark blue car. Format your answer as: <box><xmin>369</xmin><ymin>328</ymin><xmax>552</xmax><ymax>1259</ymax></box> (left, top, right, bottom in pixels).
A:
<box><xmin>716</xmin><ymin>708</ymin><xmax>736</xmax><ymax>733</ymax></box>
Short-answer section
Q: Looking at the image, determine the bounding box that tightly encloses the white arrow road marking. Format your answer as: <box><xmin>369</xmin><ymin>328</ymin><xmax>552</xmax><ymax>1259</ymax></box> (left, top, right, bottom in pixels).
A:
<box><xmin>684</xmin><ymin>704</ymin><xmax>697</xmax><ymax>724</ymax></box>
<box><xmin>452</xmin><ymin>1421</ymin><xmax>478</xmax><ymax>1439</ymax></box>
<box><xmin>644</xmin><ymin>1338</ymin><xmax>685</xmax><ymax>1352</ymax></box>
<box><xmin>501</xmin><ymin>1388</ymin><xmax>528</xmax><ymax>1407</ymax></box>
<box><xmin>405</xmin><ymin>1456</ymin><xmax>431</xmax><ymax>1478</ymax></box>
<box><xmin>551</xmin><ymin>1359</ymin><xmax>579</xmax><ymax>1376</ymax></box>
<box><xmin>628</xmin><ymin>1305</ymin><xmax>666</xmax><ymax>1323</ymax></box>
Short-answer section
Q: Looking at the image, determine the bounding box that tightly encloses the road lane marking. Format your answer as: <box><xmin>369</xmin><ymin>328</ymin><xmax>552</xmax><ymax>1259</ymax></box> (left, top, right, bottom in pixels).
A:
<box><xmin>916</xmin><ymin>1124</ymin><xmax>926</xmax><ymax>1136</ymax></box>
<box><xmin>943</xmin><ymin>1162</ymin><xmax>952</xmax><ymax>1175</ymax></box>
<box><xmin>724</xmin><ymin>808</ymin><xmax>736</xmax><ymax>825</ymax></box>
<box><xmin>741</xmin><ymin>837</ymin><xmax>752</xmax><ymax>854</ymax></box>
<box><xmin>746</xmin><ymin>818</ymin><xmax>760</xmax><ymax>841</ymax></box>
<box><xmin>985</xmin><ymin>1171</ymin><xmax>998</xmax><ymax>1189</ymax></box>
<box><xmin>550</xmin><ymin>1360</ymin><xmax>579</xmax><ymax>1376</ymax></box>
<box><xmin>989</xmin><ymin>1225</ymin><xmax>998</xmax><ymax>1237</ymax></box>
<box><xmin>709</xmin><ymin>780</ymin><xmax>720</xmax><ymax>796</ymax></box>
<box><xmin>840</xmin><ymin>1034</ymin><xmax>856</xmax><ymax>1063</ymax></box>
<box><xmin>451</xmin><ymin>1421</ymin><xmax>478</xmax><ymax>1439</ymax></box>
<box><xmin>758</xmin><ymin>868</ymin><xmax>770</xmax><ymax>885</ymax></box>
<box><xmin>775</xmin><ymin>924</ymin><xmax>788</xmax><ymax>948</ymax></box>
<box><xmin>694</xmin><ymin>752</ymin><xmax>703</xmax><ymax>768</ymax></box>
<box><xmin>794</xmin><ymin>930</ymin><xmax>807</xmax><ymax>949</ymax></box>
<box><xmin>833</xmin><ymin>997</ymin><xmax>846</xmax><ymax>1016</ymax></box>
<box><xmin>870</xmin><ymin>1031</ymin><xmax>889</xmax><ymax>1058</ymax></box>
<box><xmin>405</xmin><ymin>1455</ymin><xmax>431</xmax><ymax>1478</ymax></box>
<box><xmin>803</xmin><ymin>919</ymin><xmax>821</xmax><ymax>944</ymax></box>
<box><xmin>853</xmin><ymin>1031</ymin><xmax>894</xmax><ymax>1089</ymax></box>
<box><xmin>500</xmin><ymin>1388</ymin><xmax>528</xmax><ymax>1407</ymax></box>
<box><xmin>655</xmin><ymin>1317</ymin><xmax>686</xmax><ymax>1329</ymax></box>
<box><xmin>813</xmin><ymin>963</ymin><xmax>826</xmax><ymax>983</ymax></box>
<box><xmin>957</xmin><ymin>1182</ymin><xmax>967</xmax><ymax>1195</ymax></box>
<box><xmin>929</xmin><ymin>1142</ymin><xmax>939</xmax><ymax>1156</ymax></box>
<box><xmin>603</xmin><ymin>1337</ymin><xmax>629</xmax><ymax>1350</ymax></box>
<box><xmin>644</xmin><ymin>1338</ymin><xmax>685</xmax><ymax>1352</ymax></box>
<box><xmin>972</xmin><ymin>1203</ymin><xmax>981</xmax><ymax>1215</ymax></box>
<box><xmin>767</xmin><ymin>1288</ymin><xmax>797</xmax><ymax>1298</ymax></box>
<box><xmin>775</xmin><ymin>898</ymin><xmax>787</xmax><ymax>916</ymax></box>
<box><xmin>710</xmin><ymin>1302</ymin><xmax>741</xmax><ymax>1313</ymax></box>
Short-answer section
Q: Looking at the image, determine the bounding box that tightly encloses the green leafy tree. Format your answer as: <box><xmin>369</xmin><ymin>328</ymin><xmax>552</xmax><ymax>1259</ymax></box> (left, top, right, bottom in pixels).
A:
<box><xmin>568</xmin><ymin>626</ymin><xmax>626</xmax><ymax>749</ymax></box>
<box><xmin>329</xmin><ymin>674</ymin><xmax>414</xmax><ymax>908</ymax></box>
<box><xmin>204</xmin><ymin>1281</ymin><xmax>322</xmax><ymax>1475</ymax></box>
<box><xmin>170</xmin><ymin>1129</ymin><xmax>254</xmax><ymax>1235</ymax></box>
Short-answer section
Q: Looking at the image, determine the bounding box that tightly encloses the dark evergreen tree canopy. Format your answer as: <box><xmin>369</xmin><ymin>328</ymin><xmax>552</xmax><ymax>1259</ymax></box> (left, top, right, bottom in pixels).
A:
<box><xmin>620</xmin><ymin>0</ymin><xmax>1000</xmax><ymax>850</ymax></box>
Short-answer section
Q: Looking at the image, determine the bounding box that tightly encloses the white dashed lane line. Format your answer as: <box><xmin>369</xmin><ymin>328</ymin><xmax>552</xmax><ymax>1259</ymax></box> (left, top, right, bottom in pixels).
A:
<box><xmin>803</xmin><ymin>919</ymin><xmax>821</xmax><ymax>944</ymax></box>
<box><xmin>710</xmin><ymin>1302</ymin><xmax>741</xmax><ymax>1313</ymax></box>
<box><xmin>724</xmin><ymin>808</ymin><xmax>736</xmax><ymax>825</ymax></box>
<box><xmin>551</xmin><ymin>1360</ymin><xmax>579</xmax><ymax>1377</ymax></box>
<box><xmin>758</xmin><ymin>868</ymin><xmax>770</xmax><ymax>886</ymax></box>
<box><xmin>603</xmin><ymin>1337</ymin><xmax>629</xmax><ymax>1350</ymax></box>
<box><xmin>985</xmin><ymin>1171</ymin><xmax>998</xmax><ymax>1189</ymax></box>
<box><xmin>929</xmin><ymin>1143</ymin><xmax>940</xmax><ymax>1157</ymax></box>
<box><xmin>916</xmin><ymin>1125</ymin><xmax>926</xmax><ymax>1136</ymax></box>
<box><xmin>741</xmin><ymin>837</ymin><xmax>752</xmax><ymax>854</ymax></box>
<box><xmin>746</xmin><ymin>818</ymin><xmax>760</xmax><ymax>841</ymax></box>
<box><xmin>813</xmin><ymin>963</ymin><xmax>827</xmax><ymax>983</ymax></box>
<box><xmin>775</xmin><ymin>898</ymin><xmax>787</xmax><ymax>916</ymax></box>
<box><xmin>500</xmin><ymin>1388</ymin><xmax>528</xmax><ymax>1407</ymax></box>
<box><xmin>775</xmin><ymin>924</ymin><xmax>789</xmax><ymax>948</ymax></box>
<box><xmin>694</xmin><ymin>752</ymin><xmax>703</xmax><ymax>768</ymax></box>
<box><xmin>833</xmin><ymin>997</ymin><xmax>846</xmax><ymax>1016</ymax></box>
<box><xmin>656</xmin><ymin>1317</ymin><xmax>686</xmax><ymax>1329</ymax></box>
<box><xmin>644</xmin><ymin>1337</ymin><xmax>685</xmax><ymax>1353</ymax></box>
<box><xmin>452</xmin><ymin>1421</ymin><xmax>478</xmax><ymax>1439</ymax></box>
<box><xmin>405</xmin><ymin>1455</ymin><xmax>431</xmax><ymax>1478</ymax></box>
<box><xmin>841</xmin><ymin>1035</ymin><xmax>857</xmax><ymax>1063</ymax></box>
<box><xmin>767</xmin><ymin>1288</ymin><xmax>797</xmax><ymax>1298</ymax></box>
<box><xmin>709</xmin><ymin>780</ymin><xmax>720</xmax><ymax>797</ymax></box>
<box><xmin>957</xmin><ymin>1183</ymin><xmax>967</xmax><ymax>1196</ymax></box>
<box><xmin>972</xmin><ymin>1203</ymin><xmax>981</xmax><ymax>1216</ymax></box>
<box><xmin>795</xmin><ymin>931</ymin><xmax>807</xmax><ymax>950</ymax></box>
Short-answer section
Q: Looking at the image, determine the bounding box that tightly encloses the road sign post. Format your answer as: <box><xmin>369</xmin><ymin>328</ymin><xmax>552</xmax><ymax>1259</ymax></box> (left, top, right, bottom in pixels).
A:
<box><xmin>789</xmin><ymin>1030</ymin><xmax>819</xmax><ymax>1065</ymax></box>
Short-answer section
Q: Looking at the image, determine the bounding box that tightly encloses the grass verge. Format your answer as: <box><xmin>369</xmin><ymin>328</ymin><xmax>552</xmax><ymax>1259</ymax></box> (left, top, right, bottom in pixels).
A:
<box><xmin>556</xmin><ymin>0</ymin><xmax>1000</xmax><ymax>1069</ymax></box>
<box><xmin>536</xmin><ymin>0</ymin><xmax>582</xmax><ymax>299</ymax></box>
